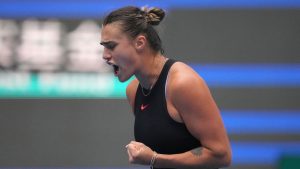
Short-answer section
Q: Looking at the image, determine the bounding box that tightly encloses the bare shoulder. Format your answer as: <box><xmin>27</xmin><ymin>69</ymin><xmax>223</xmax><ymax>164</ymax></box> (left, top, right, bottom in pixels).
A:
<box><xmin>126</xmin><ymin>78</ymin><xmax>139</xmax><ymax>111</ymax></box>
<box><xmin>168</xmin><ymin>61</ymin><xmax>205</xmax><ymax>90</ymax></box>
<box><xmin>167</xmin><ymin>61</ymin><xmax>211</xmax><ymax>113</ymax></box>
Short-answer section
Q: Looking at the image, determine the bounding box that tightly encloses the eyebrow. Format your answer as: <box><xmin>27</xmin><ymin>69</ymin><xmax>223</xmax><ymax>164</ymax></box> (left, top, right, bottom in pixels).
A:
<box><xmin>100</xmin><ymin>41</ymin><xmax>115</xmax><ymax>46</ymax></box>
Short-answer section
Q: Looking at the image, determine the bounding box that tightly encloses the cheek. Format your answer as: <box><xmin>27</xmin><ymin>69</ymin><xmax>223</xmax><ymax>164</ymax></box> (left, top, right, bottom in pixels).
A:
<box><xmin>119</xmin><ymin>55</ymin><xmax>136</xmax><ymax>70</ymax></box>
<box><xmin>116</xmin><ymin>47</ymin><xmax>137</xmax><ymax>67</ymax></box>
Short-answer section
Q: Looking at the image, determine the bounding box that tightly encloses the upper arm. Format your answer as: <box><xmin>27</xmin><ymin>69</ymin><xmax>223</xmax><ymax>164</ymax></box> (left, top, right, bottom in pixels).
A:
<box><xmin>169</xmin><ymin>63</ymin><xmax>231</xmax><ymax>158</ymax></box>
<box><xmin>126</xmin><ymin>78</ymin><xmax>139</xmax><ymax>112</ymax></box>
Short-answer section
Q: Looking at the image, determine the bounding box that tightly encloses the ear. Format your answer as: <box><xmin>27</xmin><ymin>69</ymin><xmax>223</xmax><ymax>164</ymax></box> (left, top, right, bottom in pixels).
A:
<box><xmin>134</xmin><ymin>35</ymin><xmax>147</xmax><ymax>51</ymax></box>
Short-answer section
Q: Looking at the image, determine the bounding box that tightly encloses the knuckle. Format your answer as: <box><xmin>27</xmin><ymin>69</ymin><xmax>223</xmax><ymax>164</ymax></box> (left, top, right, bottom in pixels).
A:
<box><xmin>132</xmin><ymin>152</ymin><xmax>138</xmax><ymax>158</ymax></box>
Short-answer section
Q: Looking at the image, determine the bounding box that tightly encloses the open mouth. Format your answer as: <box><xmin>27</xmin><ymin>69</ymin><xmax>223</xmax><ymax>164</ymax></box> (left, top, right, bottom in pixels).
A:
<box><xmin>112</xmin><ymin>64</ymin><xmax>120</xmax><ymax>75</ymax></box>
<box><xmin>107</xmin><ymin>62</ymin><xmax>120</xmax><ymax>75</ymax></box>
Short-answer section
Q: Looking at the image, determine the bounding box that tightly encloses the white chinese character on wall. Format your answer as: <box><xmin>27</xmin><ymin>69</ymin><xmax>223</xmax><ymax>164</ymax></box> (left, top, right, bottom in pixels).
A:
<box><xmin>65</xmin><ymin>20</ymin><xmax>110</xmax><ymax>72</ymax></box>
<box><xmin>17</xmin><ymin>20</ymin><xmax>64</xmax><ymax>71</ymax></box>
<box><xmin>0</xmin><ymin>19</ymin><xmax>18</xmax><ymax>69</ymax></box>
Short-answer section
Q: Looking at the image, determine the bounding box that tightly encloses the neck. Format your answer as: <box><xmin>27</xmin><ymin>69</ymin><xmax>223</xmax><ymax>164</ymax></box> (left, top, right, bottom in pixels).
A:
<box><xmin>135</xmin><ymin>53</ymin><xmax>166</xmax><ymax>90</ymax></box>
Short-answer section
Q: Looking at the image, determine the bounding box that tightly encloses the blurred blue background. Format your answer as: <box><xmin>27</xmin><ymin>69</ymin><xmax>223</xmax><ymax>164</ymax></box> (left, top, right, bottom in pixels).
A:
<box><xmin>0</xmin><ymin>0</ymin><xmax>300</xmax><ymax>169</ymax></box>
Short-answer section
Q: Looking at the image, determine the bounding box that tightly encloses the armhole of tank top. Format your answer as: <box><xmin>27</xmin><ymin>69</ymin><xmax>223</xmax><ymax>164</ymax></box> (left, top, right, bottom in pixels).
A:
<box><xmin>164</xmin><ymin>64</ymin><xmax>185</xmax><ymax>125</ymax></box>
<box><xmin>164</xmin><ymin>58</ymin><xmax>172</xmax><ymax>98</ymax></box>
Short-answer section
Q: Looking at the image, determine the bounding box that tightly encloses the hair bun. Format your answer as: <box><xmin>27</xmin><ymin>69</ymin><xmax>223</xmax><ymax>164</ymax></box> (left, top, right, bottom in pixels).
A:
<box><xmin>142</xmin><ymin>7</ymin><xmax>165</xmax><ymax>25</ymax></box>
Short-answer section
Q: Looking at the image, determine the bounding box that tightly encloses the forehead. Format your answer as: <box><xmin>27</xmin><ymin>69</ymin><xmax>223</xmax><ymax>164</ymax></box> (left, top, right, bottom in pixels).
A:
<box><xmin>101</xmin><ymin>23</ymin><xmax>127</xmax><ymax>42</ymax></box>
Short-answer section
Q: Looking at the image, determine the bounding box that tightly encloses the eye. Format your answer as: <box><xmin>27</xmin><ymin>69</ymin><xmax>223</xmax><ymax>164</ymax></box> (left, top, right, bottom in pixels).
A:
<box><xmin>106</xmin><ymin>43</ymin><xmax>117</xmax><ymax>50</ymax></box>
<box><xmin>100</xmin><ymin>41</ymin><xmax>118</xmax><ymax>50</ymax></box>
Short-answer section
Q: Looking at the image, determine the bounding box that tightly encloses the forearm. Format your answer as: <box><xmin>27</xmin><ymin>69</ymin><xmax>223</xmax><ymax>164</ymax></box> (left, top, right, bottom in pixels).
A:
<box><xmin>153</xmin><ymin>147</ymin><xmax>231</xmax><ymax>169</ymax></box>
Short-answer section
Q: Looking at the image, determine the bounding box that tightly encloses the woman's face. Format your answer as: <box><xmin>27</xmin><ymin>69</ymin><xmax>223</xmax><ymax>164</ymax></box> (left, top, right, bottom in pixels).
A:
<box><xmin>100</xmin><ymin>23</ymin><xmax>139</xmax><ymax>82</ymax></box>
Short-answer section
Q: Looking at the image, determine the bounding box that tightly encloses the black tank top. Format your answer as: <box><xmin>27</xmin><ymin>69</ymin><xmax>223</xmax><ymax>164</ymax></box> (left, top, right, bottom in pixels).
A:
<box><xmin>134</xmin><ymin>59</ymin><xmax>201</xmax><ymax>157</ymax></box>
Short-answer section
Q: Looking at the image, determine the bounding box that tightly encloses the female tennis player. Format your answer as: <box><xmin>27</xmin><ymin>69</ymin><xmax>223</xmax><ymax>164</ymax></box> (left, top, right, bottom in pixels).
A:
<box><xmin>100</xmin><ymin>6</ymin><xmax>231</xmax><ymax>169</ymax></box>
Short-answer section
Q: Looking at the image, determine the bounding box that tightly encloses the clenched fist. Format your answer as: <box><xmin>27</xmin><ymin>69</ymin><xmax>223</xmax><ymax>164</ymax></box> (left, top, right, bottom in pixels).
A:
<box><xmin>126</xmin><ymin>141</ymin><xmax>156</xmax><ymax>165</ymax></box>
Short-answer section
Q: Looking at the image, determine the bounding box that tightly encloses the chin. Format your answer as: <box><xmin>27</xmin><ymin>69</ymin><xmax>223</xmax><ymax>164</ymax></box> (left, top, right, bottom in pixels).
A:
<box><xmin>118</xmin><ymin>78</ymin><xmax>127</xmax><ymax>82</ymax></box>
<box><xmin>118</xmin><ymin>76</ymin><xmax>130</xmax><ymax>82</ymax></box>
<box><xmin>118</xmin><ymin>74</ymin><xmax>133</xmax><ymax>82</ymax></box>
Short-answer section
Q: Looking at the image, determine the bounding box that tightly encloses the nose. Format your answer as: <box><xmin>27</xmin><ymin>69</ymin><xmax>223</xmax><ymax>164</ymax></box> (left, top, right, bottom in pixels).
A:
<box><xmin>102</xmin><ymin>48</ymin><xmax>112</xmax><ymax>61</ymax></box>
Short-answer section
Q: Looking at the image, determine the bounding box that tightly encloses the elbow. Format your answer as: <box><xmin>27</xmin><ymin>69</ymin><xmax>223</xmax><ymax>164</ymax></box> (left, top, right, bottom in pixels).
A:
<box><xmin>219</xmin><ymin>148</ymin><xmax>232</xmax><ymax>167</ymax></box>
<box><xmin>212</xmin><ymin>147</ymin><xmax>232</xmax><ymax>168</ymax></box>
<box><xmin>222</xmin><ymin>151</ymin><xmax>232</xmax><ymax>167</ymax></box>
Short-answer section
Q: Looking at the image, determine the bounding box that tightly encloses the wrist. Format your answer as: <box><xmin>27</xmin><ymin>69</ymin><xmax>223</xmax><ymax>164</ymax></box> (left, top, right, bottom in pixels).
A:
<box><xmin>150</xmin><ymin>151</ymin><xmax>158</xmax><ymax>169</ymax></box>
